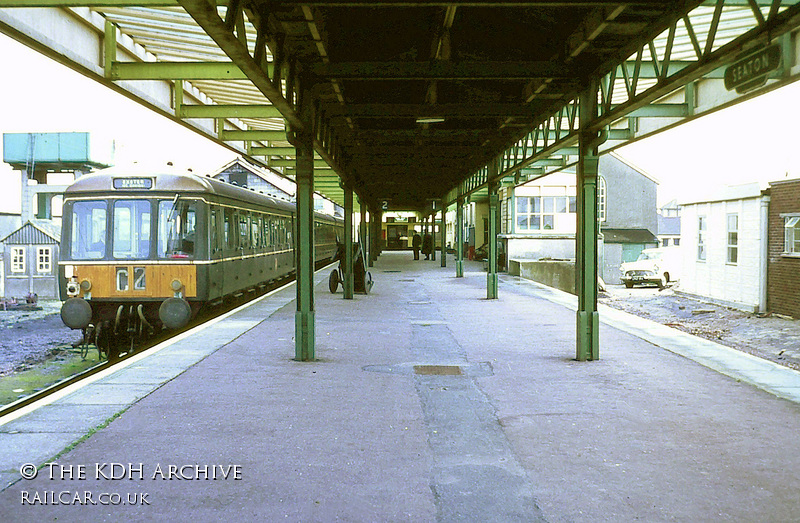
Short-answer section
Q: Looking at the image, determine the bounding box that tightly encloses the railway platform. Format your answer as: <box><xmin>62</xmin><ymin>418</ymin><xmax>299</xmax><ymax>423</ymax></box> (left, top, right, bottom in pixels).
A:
<box><xmin>1</xmin><ymin>251</ymin><xmax>800</xmax><ymax>522</ymax></box>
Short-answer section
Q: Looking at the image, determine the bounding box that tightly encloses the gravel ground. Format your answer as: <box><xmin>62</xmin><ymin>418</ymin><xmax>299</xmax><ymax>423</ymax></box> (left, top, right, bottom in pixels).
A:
<box><xmin>600</xmin><ymin>283</ymin><xmax>800</xmax><ymax>371</ymax></box>
<box><xmin>0</xmin><ymin>300</ymin><xmax>81</xmax><ymax>376</ymax></box>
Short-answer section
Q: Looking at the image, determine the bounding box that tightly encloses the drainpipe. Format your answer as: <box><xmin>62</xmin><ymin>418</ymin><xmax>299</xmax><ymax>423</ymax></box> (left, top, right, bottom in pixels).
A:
<box><xmin>758</xmin><ymin>195</ymin><xmax>770</xmax><ymax>314</ymax></box>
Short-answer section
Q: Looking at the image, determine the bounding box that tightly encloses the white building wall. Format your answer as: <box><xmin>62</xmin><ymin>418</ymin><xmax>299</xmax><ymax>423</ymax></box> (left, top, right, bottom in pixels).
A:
<box><xmin>680</xmin><ymin>196</ymin><xmax>766</xmax><ymax>312</ymax></box>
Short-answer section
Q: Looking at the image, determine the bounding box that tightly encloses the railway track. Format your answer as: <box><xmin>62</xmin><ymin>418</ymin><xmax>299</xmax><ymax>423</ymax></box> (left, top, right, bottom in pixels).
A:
<box><xmin>0</xmin><ymin>264</ymin><xmax>326</xmax><ymax>420</ymax></box>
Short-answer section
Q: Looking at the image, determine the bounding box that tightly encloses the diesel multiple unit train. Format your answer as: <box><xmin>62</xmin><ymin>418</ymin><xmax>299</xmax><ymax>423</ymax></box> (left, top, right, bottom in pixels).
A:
<box><xmin>59</xmin><ymin>170</ymin><xmax>342</xmax><ymax>355</ymax></box>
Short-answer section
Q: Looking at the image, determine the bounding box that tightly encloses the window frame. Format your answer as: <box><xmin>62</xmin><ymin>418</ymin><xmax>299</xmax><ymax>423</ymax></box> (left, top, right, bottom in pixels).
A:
<box><xmin>10</xmin><ymin>246</ymin><xmax>25</xmax><ymax>273</ymax></box>
<box><xmin>784</xmin><ymin>214</ymin><xmax>800</xmax><ymax>256</ymax></box>
<box><xmin>37</xmin><ymin>246</ymin><xmax>52</xmax><ymax>273</ymax></box>
<box><xmin>515</xmin><ymin>195</ymin><xmax>572</xmax><ymax>232</ymax></box>
<box><xmin>112</xmin><ymin>199</ymin><xmax>152</xmax><ymax>260</ymax></box>
<box><xmin>697</xmin><ymin>215</ymin><xmax>707</xmax><ymax>261</ymax></box>
<box><xmin>726</xmin><ymin>213</ymin><xmax>738</xmax><ymax>265</ymax></box>
<box><xmin>157</xmin><ymin>198</ymin><xmax>198</xmax><ymax>259</ymax></box>
<box><xmin>69</xmin><ymin>199</ymin><xmax>108</xmax><ymax>260</ymax></box>
<box><xmin>597</xmin><ymin>175</ymin><xmax>607</xmax><ymax>222</ymax></box>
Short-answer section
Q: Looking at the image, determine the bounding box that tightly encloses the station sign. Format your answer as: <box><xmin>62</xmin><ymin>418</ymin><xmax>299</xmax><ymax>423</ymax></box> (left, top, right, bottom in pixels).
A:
<box><xmin>724</xmin><ymin>45</ymin><xmax>781</xmax><ymax>94</ymax></box>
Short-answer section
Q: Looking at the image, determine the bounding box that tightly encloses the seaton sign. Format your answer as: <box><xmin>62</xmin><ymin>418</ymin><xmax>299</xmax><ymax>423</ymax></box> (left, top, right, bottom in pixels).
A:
<box><xmin>724</xmin><ymin>45</ymin><xmax>782</xmax><ymax>94</ymax></box>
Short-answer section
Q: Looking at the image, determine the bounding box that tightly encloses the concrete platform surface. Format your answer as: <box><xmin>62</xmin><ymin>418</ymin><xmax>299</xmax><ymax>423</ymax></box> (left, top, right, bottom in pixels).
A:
<box><xmin>1</xmin><ymin>252</ymin><xmax>800</xmax><ymax>522</ymax></box>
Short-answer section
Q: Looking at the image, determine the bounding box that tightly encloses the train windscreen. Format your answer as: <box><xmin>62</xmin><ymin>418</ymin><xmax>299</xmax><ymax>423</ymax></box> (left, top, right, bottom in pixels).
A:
<box><xmin>112</xmin><ymin>200</ymin><xmax>152</xmax><ymax>259</ymax></box>
<box><xmin>158</xmin><ymin>199</ymin><xmax>197</xmax><ymax>259</ymax></box>
<box><xmin>70</xmin><ymin>200</ymin><xmax>107</xmax><ymax>260</ymax></box>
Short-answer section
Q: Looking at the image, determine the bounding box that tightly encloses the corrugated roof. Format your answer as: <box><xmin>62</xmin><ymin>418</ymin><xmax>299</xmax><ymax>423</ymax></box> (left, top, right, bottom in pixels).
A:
<box><xmin>74</xmin><ymin>3</ymin><xmax>791</xmax><ymax>208</ymax></box>
<box><xmin>1</xmin><ymin>221</ymin><xmax>60</xmax><ymax>245</ymax></box>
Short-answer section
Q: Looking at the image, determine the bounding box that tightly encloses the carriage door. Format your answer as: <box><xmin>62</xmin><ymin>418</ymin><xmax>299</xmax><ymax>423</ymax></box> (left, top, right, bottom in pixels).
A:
<box><xmin>208</xmin><ymin>207</ymin><xmax>224</xmax><ymax>299</ymax></box>
<box><xmin>222</xmin><ymin>207</ymin><xmax>239</xmax><ymax>294</ymax></box>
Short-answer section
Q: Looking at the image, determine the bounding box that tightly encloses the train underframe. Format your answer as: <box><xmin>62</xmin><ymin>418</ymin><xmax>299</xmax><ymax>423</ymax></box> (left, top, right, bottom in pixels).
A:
<box><xmin>77</xmin><ymin>299</ymin><xmax>202</xmax><ymax>360</ymax></box>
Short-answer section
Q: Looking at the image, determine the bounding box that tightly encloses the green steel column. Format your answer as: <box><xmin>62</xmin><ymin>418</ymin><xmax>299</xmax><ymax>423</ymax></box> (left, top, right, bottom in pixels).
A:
<box><xmin>431</xmin><ymin>206</ymin><xmax>436</xmax><ymax>262</ymax></box>
<box><xmin>440</xmin><ymin>202</ymin><xmax>447</xmax><ymax>268</ymax></box>
<box><xmin>366</xmin><ymin>207</ymin><xmax>374</xmax><ymax>268</ymax></box>
<box><xmin>424</xmin><ymin>215</ymin><xmax>429</xmax><ymax>259</ymax></box>
<box><xmin>576</xmin><ymin>82</ymin><xmax>600</xmax><ymax>362</ymax></box>
<box><xmin>369</xmin><ymin>208</ymin><xmax>378</xmax><ymax>266</ymax></box>
<box><xmin>374</xmin><ymin>210</ymin><xmax>383</xmax><ymax>260</ymax></box>
<box><xmin>359</xmin><ymin>198</ymin><xmax>367</xmax><ymax>264</ymax></box>
<box><xmin>487</xmin><ymin>176</ymin><xmax>499</xmax><ymax>299</ymax></box>
<box><xmin>294</xmin><ymin>127</ymin><xmax>315</xmax><ymax>361</ymax></box>
<box><xmin>343</xmin><ymin>186</ymin><xmax>354</xmax><ymax>299</ymax></box>
<box><xmin>456</xmin><ymin>197</ymin><xmax>464</xmax><ymax>277</ymax></box>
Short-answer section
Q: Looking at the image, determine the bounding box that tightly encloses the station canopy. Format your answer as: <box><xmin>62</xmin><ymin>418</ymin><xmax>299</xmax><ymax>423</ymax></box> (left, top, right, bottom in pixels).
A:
<box><xmin>46</xmin><ymin>0</ymin><xmax>800</xmax><ymax>209</ymax></box>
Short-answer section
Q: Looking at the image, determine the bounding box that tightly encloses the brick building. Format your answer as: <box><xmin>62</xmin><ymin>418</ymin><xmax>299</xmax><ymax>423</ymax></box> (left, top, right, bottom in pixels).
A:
<box><xmin>767</xmin><ymin>177</ymin><xmax>800</xmax><ymax>318</ymax></box>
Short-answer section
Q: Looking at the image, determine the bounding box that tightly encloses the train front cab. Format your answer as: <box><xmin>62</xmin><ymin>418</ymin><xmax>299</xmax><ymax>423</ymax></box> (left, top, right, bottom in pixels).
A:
<box><xmin>59</xmin><ymin>191</ymin><xmax>205</xmax><ymax>335</ymax></box>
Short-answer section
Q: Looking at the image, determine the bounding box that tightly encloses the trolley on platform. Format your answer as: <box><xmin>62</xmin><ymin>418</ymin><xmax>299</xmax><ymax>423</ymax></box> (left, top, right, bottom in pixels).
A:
<box><xmin>328</xmin><ymin>242</ymin><xmax>373</xmax><ymax>294</ymax></box>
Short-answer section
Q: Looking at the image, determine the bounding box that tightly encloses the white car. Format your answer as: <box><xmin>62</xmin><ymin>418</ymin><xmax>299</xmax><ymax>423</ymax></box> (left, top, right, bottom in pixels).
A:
<box><xmin>620</xmin><ymin>247</ymin><xmax>680</xmax><ymax>289</ymax></box>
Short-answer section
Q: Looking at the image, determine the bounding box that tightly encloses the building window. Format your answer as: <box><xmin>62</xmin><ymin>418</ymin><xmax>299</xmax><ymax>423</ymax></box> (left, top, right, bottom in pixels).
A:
<box><xmin>785</xmin><ymin>215</ymin><xmax>800</xmax><ymax>254</ymax></box>
<box><xmin>598</xmin><ymin>176</ymin><xmax>607</xmax><ymax>222</ymax></box>
<box><xmin>37</xmin><ymin>247</ymin><xmax>52</xmax><ymax>273</ymax></box>
<box><xmin>516</xmin><ymin>196</ymin><xmax>572</xmax><ymax>231</ymax></box>
<box><xmin>501</xmin><ymin>196</ymin><xmax>510</xmax><ymax>234</ymax></box>
<box><xmin>697</xmin><ymin>216</ymin><xmax>706</xmax><ymax>261</ymax></box>
<box><xmin>662</xmin><ymin>238</ymin><xmax>670</xmax><ymax>247</ymax></box>
<box><xmin>727</xmin><ymin>214</ymin><xmax>738</xmax><ymax>264</ymax></box>
<box><xmin>10</xmin><ymin>247</ymin><xmax>25</xmax><ymax>273</ymax></box>
<box><xmin>673</xmin><ymin>238</ymin><xmax>680</xmax><ymax>246</ymax></box>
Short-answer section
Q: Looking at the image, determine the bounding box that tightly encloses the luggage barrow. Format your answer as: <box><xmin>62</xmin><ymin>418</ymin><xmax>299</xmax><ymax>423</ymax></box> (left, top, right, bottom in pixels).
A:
<box><xmin>329</xmin><ymin>242</ymin><xmax>373</xmax><ymax>294</ymax></box>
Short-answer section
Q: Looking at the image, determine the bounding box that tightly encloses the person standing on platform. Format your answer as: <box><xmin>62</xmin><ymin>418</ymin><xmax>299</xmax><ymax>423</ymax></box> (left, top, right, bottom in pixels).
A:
<box><xmin>422</xmin><ymin>233</ymin><xmax>432</xmax><ymax>260</ymax></box>
<box><xmin>412</xmin><ymin>232</ymin><xmax>422</xmax><ymax>260</ymax></box>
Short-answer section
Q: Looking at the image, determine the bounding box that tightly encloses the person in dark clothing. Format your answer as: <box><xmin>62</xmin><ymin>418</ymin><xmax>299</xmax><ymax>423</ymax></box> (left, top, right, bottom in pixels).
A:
<box><xmin>422</xmin><ymin>234</ymin><xmax>432</xmax><ymax>260</ymax></box>
<box><xmin>412</xmin><ymin>232</ymin><xmax>422</xmax><ymax>260</ymax></box>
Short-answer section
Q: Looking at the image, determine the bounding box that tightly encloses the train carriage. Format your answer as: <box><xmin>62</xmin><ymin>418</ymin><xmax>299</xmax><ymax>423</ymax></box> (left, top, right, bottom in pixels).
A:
<box><xmin>59</xmin><ymin>170</ymin><xmax>342</xmax><ymax>354</ymax></box>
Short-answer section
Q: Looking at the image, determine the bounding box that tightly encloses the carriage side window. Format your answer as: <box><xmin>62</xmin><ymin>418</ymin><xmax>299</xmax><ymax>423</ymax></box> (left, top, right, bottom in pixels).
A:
<box><xmin>70</xmin><ymin>200</ymin><xmax>107</xmax><ymax>260</ymax></box>
<box><xmin>113</xmin><ymin>200</ymin><xmax>151</xmax><ymax>259</ymax></box>
<box><xmin>224</xmin><ymin>208</ymin><xmax>235</xmax><ymax>250</ymax></box>
<box><xmin>239</xmin><ymin>213</ymin><xmax>250</xmax><ymax>250</ymax></box>
<box><xmin>278</xmin><ymin>218</ymin><xmax>287</xmax><ymax>248</ymax></box>
<box><xmin>315</xmin><ymin>221</ymin><xmax>324</xmax><ymax>244</ymax></box>
<box><xmin>210</xmin><ymin>207</ymin><xmax>219</xmax><ymax>256</ymax></box>
<box><xmin>252</xmin><ymin>215</ymin><xmax>262</xmax><ymax>249</ymax></box>
<box><xmin>158</xmin><ymin>199</ymin><xmax>197</xmax><ymax>259</ymax></box>
<box><xmin>263</xmin><ymin>215</ymin><xmax>272</xmax><ymax>249</ymax></box>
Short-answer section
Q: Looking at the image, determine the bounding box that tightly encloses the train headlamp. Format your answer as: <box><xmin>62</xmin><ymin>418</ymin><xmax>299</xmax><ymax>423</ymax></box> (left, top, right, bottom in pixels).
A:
<box><xmin>66</xmin><ymin>279</ymin><xmax>80</xmax><ymax>297</ymax></box>
<box><xmin>80</xmin><ymin>279</ymin><xmax>92</xmax><ymax>292</ymax></box>
<box><xmin>171</xmin><ymin>279</ymin><xmax>183</xmax><ymax>292</ymax></box>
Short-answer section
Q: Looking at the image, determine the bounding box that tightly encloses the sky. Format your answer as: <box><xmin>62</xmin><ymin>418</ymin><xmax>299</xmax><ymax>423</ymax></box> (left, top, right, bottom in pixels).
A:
<box><xmin>1</xmin><ymin>31</ymin><xmax>799</xmax><ymax>212</ymax></box>
<box><xmin>618</xmin><ymin>83</ymin><xmax>800</xmax><ymax>205</ymax></box>
<box><xmin>0</xmin><ymin>33</ymin><xmax>238</xmax><ymax>213</ymax></box>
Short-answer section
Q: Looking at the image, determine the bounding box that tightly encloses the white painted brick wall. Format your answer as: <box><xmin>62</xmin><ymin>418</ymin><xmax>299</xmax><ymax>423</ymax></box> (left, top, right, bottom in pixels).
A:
<box><xmin>680</xmin><ymin>196</ymin><xmax>766</xmax><ymax>310</ymax></box>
